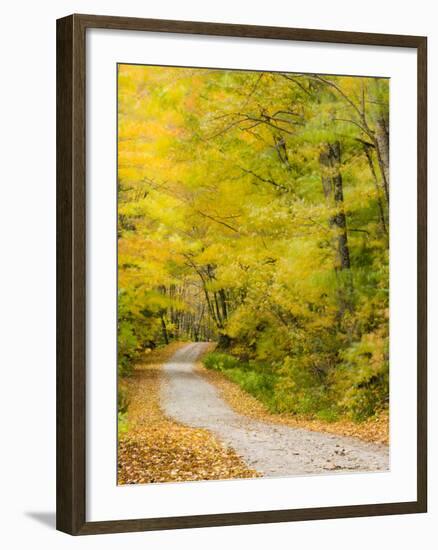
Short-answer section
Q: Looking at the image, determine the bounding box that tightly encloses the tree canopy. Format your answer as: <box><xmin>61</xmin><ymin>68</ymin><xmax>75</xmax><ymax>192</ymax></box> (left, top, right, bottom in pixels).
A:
<box><xmin>117</xmin><ymin>64</ymin><xmax>389</xmax><ymax>421</ymax></box>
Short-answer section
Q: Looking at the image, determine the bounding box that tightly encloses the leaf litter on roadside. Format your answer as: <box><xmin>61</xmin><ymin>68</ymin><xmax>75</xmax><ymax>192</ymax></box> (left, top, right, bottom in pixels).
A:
<box><xmin>118</xmin><ymin>344</ymin><xmax>259</xmax><ymax>485</ymax></box>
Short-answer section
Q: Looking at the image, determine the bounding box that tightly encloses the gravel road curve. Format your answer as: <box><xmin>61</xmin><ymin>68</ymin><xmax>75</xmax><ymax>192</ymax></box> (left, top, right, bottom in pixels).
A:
<box><xmin>160</xmin><ymin>342</ymin><xmax>389</xmax><ymax>477</ymax></box>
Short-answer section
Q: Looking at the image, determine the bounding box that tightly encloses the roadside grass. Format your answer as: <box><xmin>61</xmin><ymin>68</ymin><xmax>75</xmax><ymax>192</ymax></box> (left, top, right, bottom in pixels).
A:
<box><xmin>204</xmin><ymin>352</ymin><xmax>278</xmax><ymax>410</ymax></box>
<box><xmin>201</xmin><ymin>351</ymin><xmax>389</xmax><ymax>445</ymax></box>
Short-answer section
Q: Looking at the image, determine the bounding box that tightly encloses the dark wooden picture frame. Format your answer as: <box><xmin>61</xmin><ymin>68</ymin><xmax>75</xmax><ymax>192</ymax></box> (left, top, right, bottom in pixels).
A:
<box><xmin>57</xmin><ymin>13</ymin><xmax>427</xmax><ymax>535</ymax></box>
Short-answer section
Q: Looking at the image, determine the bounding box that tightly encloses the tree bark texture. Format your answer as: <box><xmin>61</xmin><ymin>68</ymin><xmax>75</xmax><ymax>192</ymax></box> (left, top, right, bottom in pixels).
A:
<box><xmin>319</xmin><ymin>141</ymin><xmax>351</xmax><ymax>271</ymax></box>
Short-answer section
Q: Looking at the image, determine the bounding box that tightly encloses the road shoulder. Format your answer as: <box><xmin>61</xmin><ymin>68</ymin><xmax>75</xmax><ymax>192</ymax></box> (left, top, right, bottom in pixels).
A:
<box><xmin>195</xmin><ymin>358</ymin><xmax>389</xmax><ymax>445</ymax></box>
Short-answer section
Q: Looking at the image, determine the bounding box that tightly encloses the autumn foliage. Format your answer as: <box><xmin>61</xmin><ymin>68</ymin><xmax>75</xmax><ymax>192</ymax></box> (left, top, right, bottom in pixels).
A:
<box><xmin>118</xmin><ymin>65</ymin><xmax>390</xmax><ymax>423</ymax></box>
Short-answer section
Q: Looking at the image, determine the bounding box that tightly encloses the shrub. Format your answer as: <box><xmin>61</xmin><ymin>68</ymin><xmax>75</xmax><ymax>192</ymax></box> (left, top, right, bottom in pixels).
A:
<box><xmin>316</xmin><ymin>407</ymin><xmax>339</xmax><ymax>422</ymax></box>
<box><xmin>118</xmin><ymin>321</ymin><xmax>138</xmax><ymax>377</ymax></box>
<box><xmin>117</xmin><ymin>383</ymin><xmax>130</xmax><ymax>436</ymax></box>
<box><xmin>118</xmin><ymin>383</ymin><xmax>130</xmax><ymax>414</ymax></box>
<box><xmin>203</xmin><ymin>334</ymin><xmax>388</xmax><ymax>422</ymax></box>
<box><xmin>333</xmin><ymin>328</ymin><xmax>389</xmax><ymax>421</ymax></box>
<box><xmin>203</xmin><ymin>352</ymin><xmax>240</xmax><ymax>371</ymax></box>
<box><xmin>203</xmin><ymin>352</ymin><xmax>278</xmax><ymax>410</ymax></box>
<box><xmin>118</xmin><ymin>412</ymin><xmax>129</xmax><ymax>436</ymax></box>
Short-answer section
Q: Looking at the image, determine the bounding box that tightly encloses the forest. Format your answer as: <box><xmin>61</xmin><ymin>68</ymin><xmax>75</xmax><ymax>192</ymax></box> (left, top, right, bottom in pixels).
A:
<box><xmin>118</xmin><ymin>64</ymin><xmax>390</xmax><ymax>424</ymax></box>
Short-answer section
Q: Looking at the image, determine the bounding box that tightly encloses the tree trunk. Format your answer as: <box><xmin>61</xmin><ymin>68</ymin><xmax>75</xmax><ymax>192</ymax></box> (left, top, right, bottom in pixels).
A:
<box><xmin>218</xmin><ymin>333</ymin><xmax>232</xmax><ymax>349</ymax></box>
<box><xmin>320</xmin><ymin>141</ymin><xmax>354</xmax><ymax>318</ymax></box>
<box><xmin>364</xmin><ymin>144</ymin><xmax>388</xmax><ymax>237</ymax></box>
<box><xmin>374</xmin><ymin>116</ymin><xmax>389</xmax><ymax>204</ymax></box>
<box><xmin>160</xmin><ymin>314</ymin><xmax>169</xmax><ymax>345</ymax></box>
<box><xmin>319</xmin><ymin>141</ymin><xmax>351</xmax><ymax>271</ymax></box>
<box><xmin>219</xmin><ymin>289</ymin><xmax>228</xmax><ymax>322</ymax></box>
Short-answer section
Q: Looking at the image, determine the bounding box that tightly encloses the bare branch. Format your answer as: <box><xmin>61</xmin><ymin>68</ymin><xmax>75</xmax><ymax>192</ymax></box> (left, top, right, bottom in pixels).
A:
<box><xmin>239</xmin><ymin>166</ymin><xmax>290</xmax><ymax>192</ymax></box>
<box><xmin>240</xmin><ymin>73</ymin><xmax>264</xmax><ymax>110</ymax></box>
<box><xmin>280</xmin><ymin>74</ymin><xmax>313</xmax><ymax>97</ymax></box>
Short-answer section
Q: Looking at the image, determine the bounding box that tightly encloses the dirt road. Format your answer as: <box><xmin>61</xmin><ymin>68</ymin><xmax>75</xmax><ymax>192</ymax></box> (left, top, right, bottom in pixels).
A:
<box><xmin>160</xmin><ymin>343</ymin><xmax>389</xmax><ymax>477</ymax></box>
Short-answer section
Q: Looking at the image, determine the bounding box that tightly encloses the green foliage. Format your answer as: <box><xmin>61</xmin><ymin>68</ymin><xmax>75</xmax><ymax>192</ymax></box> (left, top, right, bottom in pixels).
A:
<box><xmin>333</xmin><ymin>328</ymin><xmax>389</xmax><ymax>420</ymax></box>
<box><xmin>204</xmin><ymin>352</ymin><xmax>278</xmax><ymax>411</ymax></box>
<box><xmin>274</xmin><ymin>355</ymin><xmax>334</xmax><ymax>416</ymax></box>
<box><xmin>118</xmin><ymin>320</ymin><xmax>138</xmax><ymax>376</ymax></box>
<box><xmin>204</xmin><ymin>334</ymin><xmax>389</xmax><ymax>421</ymax></box>
<box><xmin>118</xmin><ymin>412</ymin><xmax>129</xmax><ymax>436</ymax></box>
<box><xmin>118</xmin><ymin>383</ymin><xmax>130</xmax><ymax>414</ymax></box>
<box><xmin>204</xmin><ymin>352</ymin><xmax>240</xmax><ymax>371</ymax></box>
<box><xmin>118</xmin><ymin>383</ymin><xmax>130</xmax><ymax>436</ymax></box>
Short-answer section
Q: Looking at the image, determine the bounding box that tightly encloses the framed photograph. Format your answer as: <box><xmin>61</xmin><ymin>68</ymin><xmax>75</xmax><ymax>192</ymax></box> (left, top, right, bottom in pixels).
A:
<box><xmin>56</xmin><ymin>14</ymin><xmax>427</xmax><ymax>535</ymax></box>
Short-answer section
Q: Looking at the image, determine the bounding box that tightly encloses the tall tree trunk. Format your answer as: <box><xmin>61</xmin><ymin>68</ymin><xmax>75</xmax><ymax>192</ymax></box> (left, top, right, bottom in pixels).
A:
<box><xmin>374</xmin><ymin>116</ymin><xmax>389</xmax><ymax>204</ymax></box>
<box><xmin>319</xmin><ymin>141</ymin><xmax>351</xmax><ymax>271</ymax></box>
<box><xmin>160</xmin><ymin>314</ymin><xmax>169</xmax><ymax>344</ymax></box>
<box><xmin>213</xmin><ymin>291</ymin><xmax>223</xmax><ymax>328</ymax></box>
<box><xmin>219</xmin><ymin>289</ymin><xmax>228</xmax><ymax>322</ymax></box>
<box><xmin>319</xmin><ymin>141</ymin><xmax>353</xmax><ymax>317</ymax></box>
<box><xmin>193</xmin><ymin>303</ymin><xmax>205</xmax><ymax>342</ymax></box>
<box><xmin>363</xmin><ymin>144</ymin><xmax>388</xmax><ymax>237</ymax></box>
<box><xmin>202</xmin><ymin>285</ymin><xmax>219</xmax><ymax>328</ymax></box>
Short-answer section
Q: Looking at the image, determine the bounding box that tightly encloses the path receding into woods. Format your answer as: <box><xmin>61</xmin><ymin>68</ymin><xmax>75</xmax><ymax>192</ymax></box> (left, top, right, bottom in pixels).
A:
<box><xmin>160</xmin><ymin>343</ymin><xmax>389</xmax><ymax>477</ymax></box>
